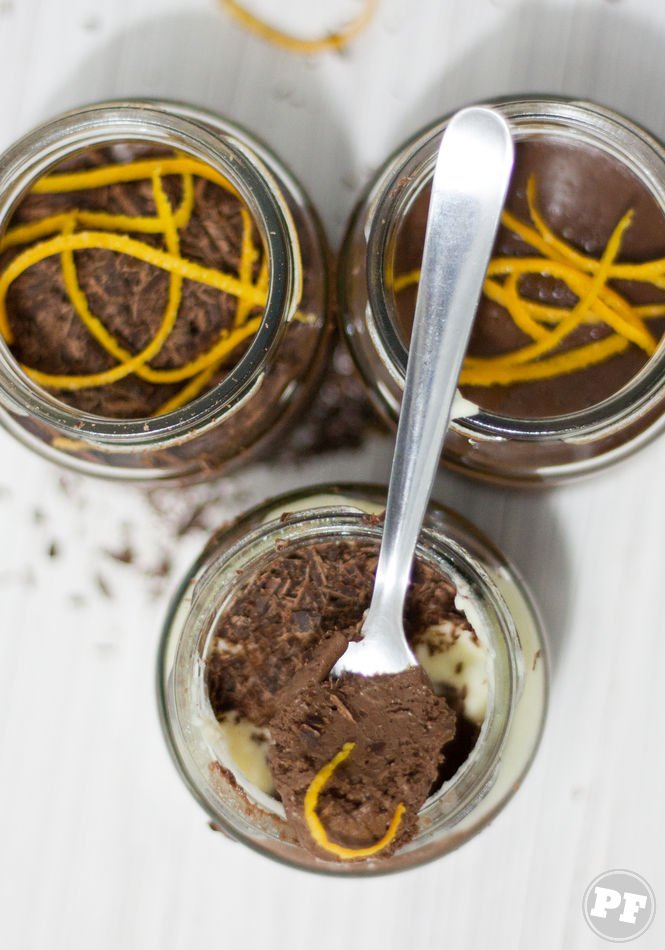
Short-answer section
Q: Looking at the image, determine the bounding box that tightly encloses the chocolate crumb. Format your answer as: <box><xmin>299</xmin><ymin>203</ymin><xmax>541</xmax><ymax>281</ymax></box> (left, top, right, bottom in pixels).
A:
<box><xmin>275</xmin><ymin>336</ymin><xmax>381</xmax><ymax>460</ymax></box>
<box><xmin>147</xmin><ymin>554</ymin><xmax>172</xmax><ymax>579</ymax></box>
<box><xmin>57</xmin><ymin>475</ymin><xmax>75</xmax><ymax>497</ymax></box>
<box><xmin>105</xmin><ymin>545</ymin><xmax>135</xmax><ymax>565</ymax></box>
<box><xmin>176</xmin><ymin>501</ymin><xmax>211</xmax><ymax>538</ymax></box>
<box><xmin>95</xmin><ymin>574</ymin><xmax>113</xmax><ymax>599</ymax></box>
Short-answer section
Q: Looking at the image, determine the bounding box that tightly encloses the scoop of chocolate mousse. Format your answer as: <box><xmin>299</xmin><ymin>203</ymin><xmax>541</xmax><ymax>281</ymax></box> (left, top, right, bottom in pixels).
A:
<box><xmin>268</xmin><ymin>667</ymin><xmax>455</xmax><ymax>860</ymax></box>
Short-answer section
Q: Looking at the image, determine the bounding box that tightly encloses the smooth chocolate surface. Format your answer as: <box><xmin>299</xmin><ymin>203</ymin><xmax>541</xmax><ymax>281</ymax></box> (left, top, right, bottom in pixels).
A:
<box><xmin>394</xmin><ymin>137</ymin><xmax>665</xmax><ymax>418</ymax></box>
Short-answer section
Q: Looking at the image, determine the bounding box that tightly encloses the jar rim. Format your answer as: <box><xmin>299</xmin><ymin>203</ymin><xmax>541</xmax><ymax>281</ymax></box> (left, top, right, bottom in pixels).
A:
<box><xmin>0</xmin><ymin>100</ymin><xmax>301</xmax><ymax>447</ymax></box>
<box><xmin>158</xmin><ymin>485</ymin><xmax>529</xmax><ymax>875</ymax></box>
<box><xmin>366</xmin><ymin>96</ymin><xmax>665</xmax><ymax>442</ymax></box>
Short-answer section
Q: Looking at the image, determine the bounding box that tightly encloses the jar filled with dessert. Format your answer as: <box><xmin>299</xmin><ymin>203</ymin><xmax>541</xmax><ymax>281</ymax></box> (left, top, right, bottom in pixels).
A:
<box><xmin>339</xmin><ymin>97</ymin><xmax>665</xmax><ymax>485</ymax></box>
<box><xmin>0</xmin><ymin>100</ymin><xmax>330</xmax><ymax>480</ymax></box>
<box><xmin>158</xmin><ymin>484</ymin><xmax>547</xmax><ymax>874</ymax></box>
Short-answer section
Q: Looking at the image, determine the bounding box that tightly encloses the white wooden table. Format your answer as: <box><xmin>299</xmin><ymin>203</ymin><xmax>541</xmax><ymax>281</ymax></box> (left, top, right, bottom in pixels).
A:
<box><xmin>1</xmin><ymin>1</ymin><xmax>664</xmax><ymax>947</ymax></box>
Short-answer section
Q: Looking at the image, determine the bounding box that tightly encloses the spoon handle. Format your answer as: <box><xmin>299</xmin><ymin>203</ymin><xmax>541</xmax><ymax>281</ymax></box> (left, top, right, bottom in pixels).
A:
<box><xmin>370</xmin><ymin>107</ymin><xmax>514</xmax><ymax>628</ymax></box>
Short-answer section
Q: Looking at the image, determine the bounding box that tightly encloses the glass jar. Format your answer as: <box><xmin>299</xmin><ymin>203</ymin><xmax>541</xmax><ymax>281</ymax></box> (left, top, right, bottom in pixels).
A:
<box><xmin>0</xmin><ymin>100</ymin><xmax>331</xmax><ymax>481</ymax></box>
<box><xmin>158</xmin><ymin>484</ymin><xmax>547</xmax><ymax>875</ymax></box>
<box><xmin>338</xmin><ymin>97</ymin><xmax>665</xmax><ymax>485</ymax></box>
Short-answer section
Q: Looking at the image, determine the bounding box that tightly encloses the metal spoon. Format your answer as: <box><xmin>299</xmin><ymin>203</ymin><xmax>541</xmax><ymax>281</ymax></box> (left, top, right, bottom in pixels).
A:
<box><xmin>333</xmin><ymin>106</ymin><xmax>514</xmax><ymax>678</ymax></box>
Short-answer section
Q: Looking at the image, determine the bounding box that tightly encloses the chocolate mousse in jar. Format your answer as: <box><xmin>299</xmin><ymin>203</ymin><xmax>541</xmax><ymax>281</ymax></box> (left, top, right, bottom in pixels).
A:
<box><xmin>339</xmin><ymin>97</ymin><xmax>665</xmax><ymax>485</ymax></box>
<box><xmin>0</xmin><ymin>100</ymin><xmax>330</xmax><ymax>481</ymax></box>
<box><xmin>158</xmin><ymin>484</ymin><xmax>547</xmax><ymax>874</ymax></box>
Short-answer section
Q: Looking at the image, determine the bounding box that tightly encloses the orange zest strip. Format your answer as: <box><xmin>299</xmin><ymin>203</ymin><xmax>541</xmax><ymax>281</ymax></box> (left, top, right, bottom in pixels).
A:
<box><xmin>635</xmin><ymin>304</ymin><xmax>665</xmax><ymax>318</ymax></box>
<box><xmin>34</xmin><ymin>219</ymin><xmax>263</xmax><ymax>387</ymax></box>
<box><xmin>137</xmin><ymin>316</ymin><xmax>263</xmax><ymax>383</ymax></box>
<box><xmin>0</xmin><ymin>157</ymin><xmax>277</xmax><ymax>413</ymax></box>
<box><xmin>392</xmin><ymin>268</ymin><xmax>420</xmax><ymax>294</ymax></box>
<box><xmin>466</xmin><ymin>208</ymin><xmax>638</xmax><ymax>371</ymax></box>
<box><xmin>394</xmin><ymin>262</ymin><xmax>651</xmax><ymax>345</ymax></box>
<box><xmin>484</xmin><ymin>279</ymin><xmax>659</xmax><ymax>336</ymax></box>
<box><xmin>517</xmin><ymin>295</ymin><xmax>621</xmax><ymax>326</ymax></box>
<box><xmin>153</xmin><ymin>363</ymin><xmax>220</xmax><ymax>415</ymax></box>
<box><xmin>522</xmin><ymin>178</ymin><xmax>661</xmax><ymax>330</ymax></box>
<box><xmin>60</xmin><ymin>236</ymin><xmax>162</xmax><ymax>382</ymax></box>
<box><xmin>525</xmin><ymin>175</ymin><xmax>599</xmax><ymax>274</ymax></box>
<box><xmin>485</xmin><ymin>267</ymin><xmax>654</xmax><ymax>356</ymax></box>
<box><xmin>23</xmin><ymin>298</ymin><xmax>262</xmax><ymax>388</ymax></box>
<box><xmin>68</xmin><ymin>169</ymin><xmax>185</xmax><ymax>379</ymax></box>
<box><xmin>402</xmin><ymin>264</ymin><xmax>656</xmax><ymax>353</ymax></box>
<box><xmin>397</xmin><ymin>267</ymin><xmax>654</xmax><ymax>354</ymax></box>
<box><xmin>0</xmin><ymin>229</ymin><xmax>266</xmax><ymax>344</ymax></box>
<box><xmin>460</xmin><ymin>335</ymin><xmax>629</xmax><ymax>385</ymax></box>
<box><xmin>23</xmin><ymin>171</ymin><xmax>184</xmax><ymax>391</ymax></box>
<box><xmin>523</xmin><ymin>176</ymin><xmax>665</xmax><ymax>285</ymax></box>
<box><xmin>256</xmin><ymin>255</ymin><xmax>269</xmax><ymax>294</ymax></box>
<box><xmin>570</xmin><ymin>209</ymin><xmax>634</xmax><ymax>322</ymax></box>
<box><xmin>32</xmin><ymin>158</ymin><xmax>236</xmax><ymax>197</ymax></box>
<box><xmin>36</xmin><ymin>316</ymin><xmax>262</xmax><ymax>388</ymax></box>
<box><xmin>490</xmin><ymin>273</ymin><xmax>549</xmax><ymax>341</ymax></box>
<box><xmin>220</xmin><ymin>0</ymin><xmax>377</xmax><ymax>54</ymax></box>
<box><xmin>153</xmin><ymin>206</ymin><xmax>261</xmax><ymax>412</ymax></box>
<box><xmin>150</xmin><ymin>208</ymin><xmax>257</xmax><ymax>411</ymax></box>
<box><xmin>303</xmin><ymin>741</ymin><xmax>405</xmax><ymax>861</ymax></box>
<box><xmin>235</xmin><ymin>206</ymin><xmax>260</xmax><ymax>326</ymax></box>
<box><xmin>46</xmin><ymin>198</ymin><xmax>263</xmax><ymax>388</ymax></box>
<box><xmin>391</xmin><ymin>176</ymin><xmax>665</xmax><ymax>387</ymax></box>
<box><xmin>0</xmin><ymin>174</ymin><xmax>195</xmax><ymax>251</ymax></box>
<box><xmin>501</xmin><ymin>205</ymin><xmax>559</xmax><ymax>262</ymax></box>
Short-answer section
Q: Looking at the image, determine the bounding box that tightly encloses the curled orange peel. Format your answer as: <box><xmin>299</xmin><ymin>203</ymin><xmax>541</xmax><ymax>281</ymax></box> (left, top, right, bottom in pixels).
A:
<box><xmin>0</xmin><ymin>158</ymin><xmax>273</xmax><ymax>412</ymax></box>
<box><xmin>0</xmin><ymin>229</ymin><xmax>265</xmax><ymax>345</ymax></box>
<box><xmin>0</xmin><ymin>173</ymin><xmax>196</xmax><ymax>251</ymax></box>
<box><xmin>22</xmin><ymin>171</ymin><xmax>184</xmax><ymax>391</ymax></box>
<box><xmin>31</xmin><ymin>157</ymin><xmax>237</xmax><ymax>197</ymax></box>
<box><xmin>220</xmin><ymin>0</ymin><xmax>377</xmax><ymax>54</ymax></box>
<box><xmin>303</xmin><ymin>741</ymin><xmax>405</xmax><ymax>861</ymax></box>
<box><xmin>392</xmin><ymin>178</ymin><xmax>663</xmax><ymax>386</ymax></box>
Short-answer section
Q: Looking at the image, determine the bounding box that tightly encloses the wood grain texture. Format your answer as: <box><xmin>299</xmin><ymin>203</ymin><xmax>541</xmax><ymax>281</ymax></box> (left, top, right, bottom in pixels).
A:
<box><xmin>0</xmin><ymin>1</ymin><xmax>664</xmax><ymax>948</ymax></box>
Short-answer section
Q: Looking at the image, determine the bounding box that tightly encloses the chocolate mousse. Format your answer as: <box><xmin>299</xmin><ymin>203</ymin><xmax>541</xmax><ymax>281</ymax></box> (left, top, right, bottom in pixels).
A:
<box><xmin>0</xmin><ymin>143</ymin><xmax>268</xmax><ymax>418</ymax></box>
<box><xmin>268</xmin><ymin>668</ymin><xmax>455</xmax><ymax>859</ymax></box>
<box><xmin>206</xmin><ymin>529</ymin><xmax>485</xmax><ymax>861</ymax></box>
<box><xmin>394</xmin><ymin>138</ymin><xmax>665</xmax><ymax>418</ymax></box>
